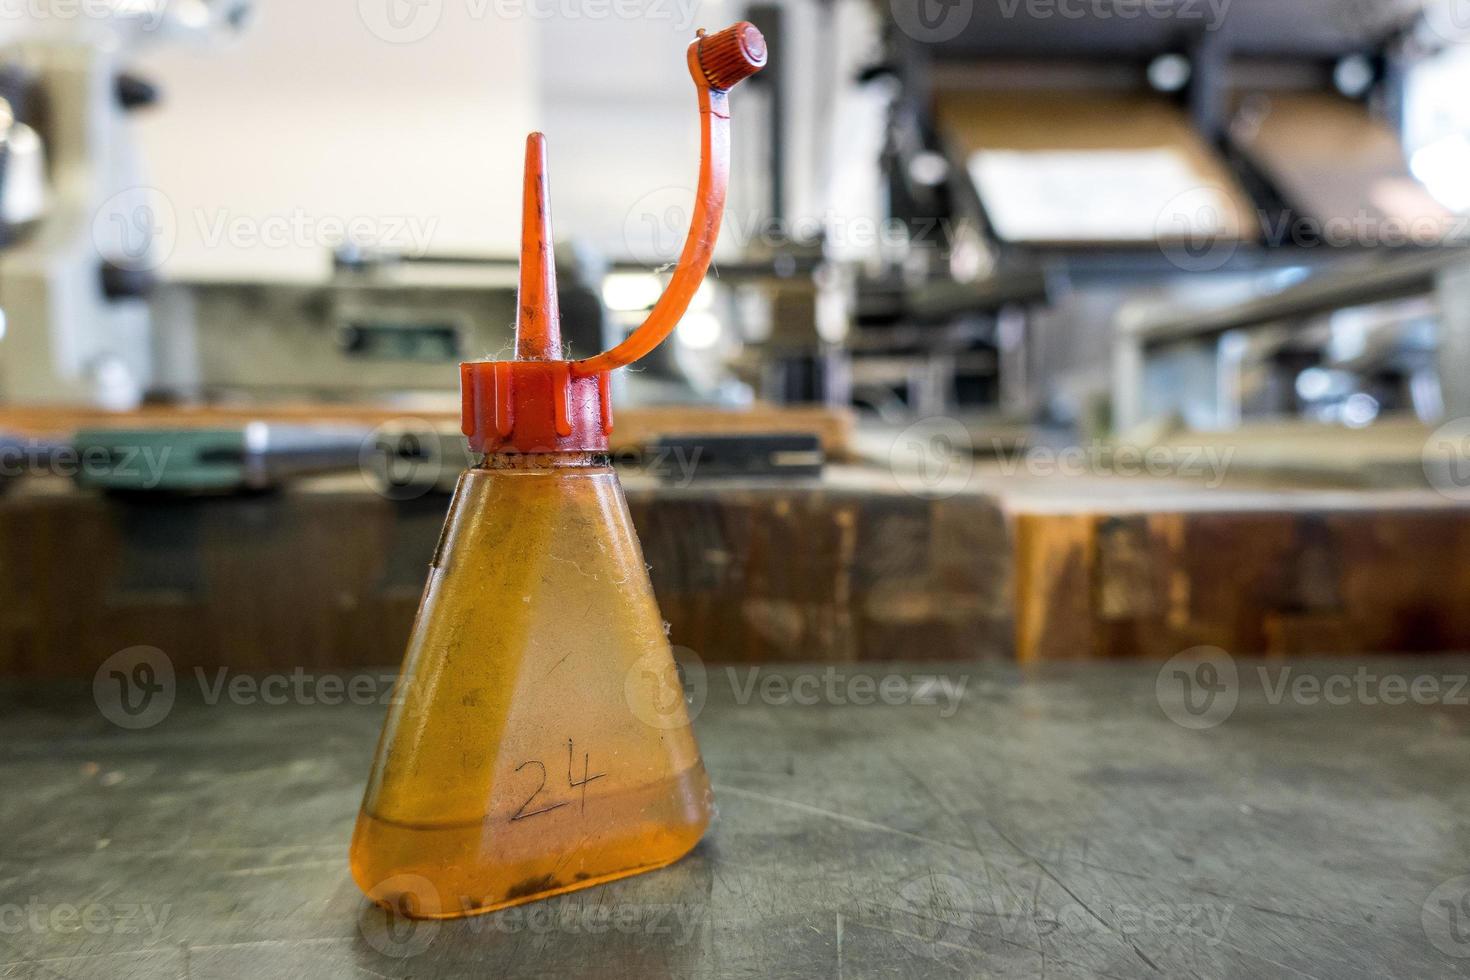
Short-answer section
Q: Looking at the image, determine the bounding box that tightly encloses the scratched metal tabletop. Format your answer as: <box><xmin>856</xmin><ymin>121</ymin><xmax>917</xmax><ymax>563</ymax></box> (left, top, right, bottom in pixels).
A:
<box><xmin>2</xmin><ymin>657</ymin><xmax>1470</xmax><ymax>979</ymax></box>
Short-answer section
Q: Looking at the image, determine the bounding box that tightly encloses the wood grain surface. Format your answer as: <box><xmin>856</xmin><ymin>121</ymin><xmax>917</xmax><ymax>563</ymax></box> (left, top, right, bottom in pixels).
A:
<box><xmin>0</xmin><ymin>474</ymin><xmax>1011</xmax><ymax>677</ymax></box>
<box><xmin>1014</xmin><ymin>506</ymin><xmax>1470</xmax><ymax>661</ymax></box>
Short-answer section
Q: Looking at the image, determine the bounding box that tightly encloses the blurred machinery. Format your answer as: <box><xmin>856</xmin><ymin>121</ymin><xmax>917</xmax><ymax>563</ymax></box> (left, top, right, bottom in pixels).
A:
<box><xmin>0</xmin><ymin>1</ymin><xmax>769</xmax><ymax>412</ymax></box>
<box><xmin>818</xmin><ymin>0</ymin><xmax>1470</xmax><ymax>436</ymax></box>
<box><xmin>0</xmin><ymin>0</ymin><xmax>250</xmax><ymax>408</ymax></box>
<box><xmin>0</xmin><ymin>0</ymin><xmax>814</xmax><ymax>418</ymax></box>
<box><xmin>1114</xmin><ymin>249</ymin><xmax>1465</xmax><ymax>434</ymax></box>
<box><xmin>7</xmin><ymin>0</ymin><xmax>1470</xmax><ymax>456</ymax></box>
<box><xmin>0</xmin><ymin>0</ymin><xmax>618</xmax><ymax>410</ymax></box>
<box><xmin>148</xmin><ymin>247</ymin><xmax>619</xmax><ymax>402</ymax></box>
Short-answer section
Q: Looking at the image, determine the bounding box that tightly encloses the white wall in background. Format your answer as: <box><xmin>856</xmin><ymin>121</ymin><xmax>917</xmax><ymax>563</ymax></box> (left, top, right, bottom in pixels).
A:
<box><xmin>535</xmin><ymin>1</ymin><xmax>752</xmax><ymax>264</ymax></box>
<box><xmin>130</xmin><ymin>0</ymin><xmax>537</xmax><ymax>281</ymax></box>
<box><xmin>1404</xmin><ymin>43</ymin><xmax>1470</xmax><ymax>213</ymax></box>
<box><xmin>125</xmin><ymin>0</ymin><xmax>849</xmax><ymax>280</ymax></box>
<box><xmin>537</xmin><ymin>0</ymin><xmax>875</xmax><ymax>264</ymax></box>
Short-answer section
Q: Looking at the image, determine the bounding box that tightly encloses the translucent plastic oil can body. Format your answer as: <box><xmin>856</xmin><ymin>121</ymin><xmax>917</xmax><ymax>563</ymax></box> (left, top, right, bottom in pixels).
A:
<box><xmin>351</xmin><ymin>458</ymin><xmax>712</xmax><ymax>917</ymax></box>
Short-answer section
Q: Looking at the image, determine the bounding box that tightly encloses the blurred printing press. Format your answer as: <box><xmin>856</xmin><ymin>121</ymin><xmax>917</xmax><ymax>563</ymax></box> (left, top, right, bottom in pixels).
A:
<box><xmin>0</xmin><ymin>0</ymin><xmax>759</xmax><ymax>412</ymax></box>
<box><xmin>800</xmin><ymin>0</ymin><xmax>1470</xmax><ymax>476</ymax></box>
<box><xmin>0</xmin><ymin>0</ymin><xmax>251</xmax><ymax>409</ymax></box>
<box><xmin>7</xmin><ymin>0</ymin><xmax>1470</xmax><ymax>492</ymax></box>
<box><xmin>0</xmin><ymin>1</ymin><xmax>845</xmax><ymax>491</ymax></box>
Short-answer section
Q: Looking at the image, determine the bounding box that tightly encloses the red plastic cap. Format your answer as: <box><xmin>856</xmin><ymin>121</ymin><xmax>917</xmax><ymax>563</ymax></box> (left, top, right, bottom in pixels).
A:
<box><xmin>460</xmin><ymin>134</ymin><xmax>612</xmax><ymax>454</ymax></box>
<box><xmin>460</xmin><ymin>360</ymin><xmax>611</xmax><ymax>454</ymax></box>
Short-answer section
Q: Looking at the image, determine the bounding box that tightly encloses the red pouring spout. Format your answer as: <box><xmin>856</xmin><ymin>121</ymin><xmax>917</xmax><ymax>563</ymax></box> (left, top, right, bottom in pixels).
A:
<box><xmin>458</xmin><ymin>20</ymin><xmax>766</xmax><ymax>457</ymax></box>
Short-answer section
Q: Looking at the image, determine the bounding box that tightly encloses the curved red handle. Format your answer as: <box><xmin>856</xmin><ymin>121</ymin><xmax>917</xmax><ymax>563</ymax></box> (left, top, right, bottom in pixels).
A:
<box><xmin>570</xmin><ymin>23</ymin><xmax>765</xmax><ymax>378</ymax></box>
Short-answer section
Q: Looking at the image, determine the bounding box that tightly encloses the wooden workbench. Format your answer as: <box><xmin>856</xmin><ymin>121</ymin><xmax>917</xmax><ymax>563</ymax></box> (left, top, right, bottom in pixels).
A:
<box><xmin>6</xmin><ymin>450</ymin><xmax>1470</xmax><ymax>672</ymax></box>
<box><xmin>0</xmin><ymin>468</ymin><xmax>1012</xmax><ymax>675</ymax></box>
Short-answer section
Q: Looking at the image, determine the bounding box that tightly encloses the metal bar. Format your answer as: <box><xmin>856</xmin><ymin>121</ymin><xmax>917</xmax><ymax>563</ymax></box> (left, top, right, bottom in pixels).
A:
<box><xmin>1128</xmin><ymin>249</ymin><xmax>1466</xmax><ymax>349</ymax></box>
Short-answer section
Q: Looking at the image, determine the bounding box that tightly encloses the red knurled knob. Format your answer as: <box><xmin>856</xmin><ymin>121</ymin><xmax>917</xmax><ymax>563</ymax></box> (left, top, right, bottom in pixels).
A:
<box><xmin>696</xmin><ymin>22</ymin><xmax>766</xmax><ymax>91</ymax></box>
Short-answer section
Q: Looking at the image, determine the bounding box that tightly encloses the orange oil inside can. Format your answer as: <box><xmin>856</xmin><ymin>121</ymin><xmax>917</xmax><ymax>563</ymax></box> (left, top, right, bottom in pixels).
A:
<box><xmin>351</xmin><ymin>462</ymin><xmax>711</xmax><ymax>917</ymax></box>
